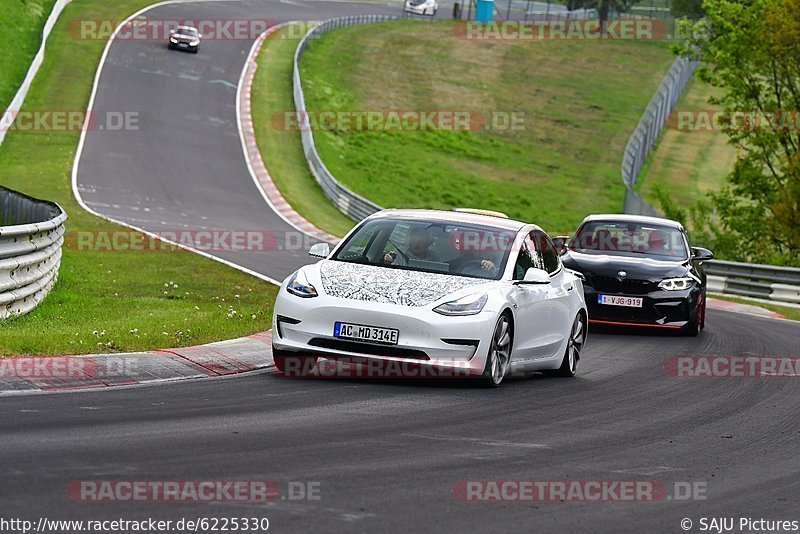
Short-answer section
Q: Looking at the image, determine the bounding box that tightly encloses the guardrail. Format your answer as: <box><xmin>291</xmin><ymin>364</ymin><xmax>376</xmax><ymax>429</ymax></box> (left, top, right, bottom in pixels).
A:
<box><xmin>706</xmin><ymin>260</ymin><xmax>800</xmax><ymax>305</ymax></box>
<box><xmin>0</xmin><ymin>187</ymin><xmax>66</xmax><ymax>319</ymax></box>
<box><xmin>621</xmin><ymin>55</ymin><xmax>698</xmax><ymax>216</ymax></box>
<box><xmin>293</xmin><ymin>15</ymin><xmax>396</xmax><ymax>221</ymax></box>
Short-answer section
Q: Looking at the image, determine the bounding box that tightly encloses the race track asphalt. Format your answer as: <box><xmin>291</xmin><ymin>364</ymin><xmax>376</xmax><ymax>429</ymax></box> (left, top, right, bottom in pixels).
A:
<box><xmin>8</xmin><ymin>1</ymin><xmax>800</xmax><ymax>532</ymax></box>
<box><xmin>74</xmin><ymin>0</ymin><xmax>405</xmax><ymax>281</ymax></box>
<box><xmin>2</xmin><ymin>309</ymin><xmax>799</xmax><ymax>532</ymax></box>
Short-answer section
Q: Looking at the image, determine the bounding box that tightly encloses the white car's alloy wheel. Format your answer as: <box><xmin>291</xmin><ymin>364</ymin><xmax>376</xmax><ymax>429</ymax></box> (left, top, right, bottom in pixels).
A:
<box><xmin>557</xmin><ymin>314</ymin><xmax>585</xmax><ymax>377</ymax></box>
<box><xmin>483</xmin><ymin>315</ymin><xmax>512</xmax><ymax>386</ymax></box>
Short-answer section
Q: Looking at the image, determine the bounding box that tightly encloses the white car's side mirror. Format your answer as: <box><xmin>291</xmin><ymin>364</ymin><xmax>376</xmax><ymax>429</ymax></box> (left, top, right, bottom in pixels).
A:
<box><xmin>308</xmin><ymin>242</ymin><xmax>330</xmax><ymax>258</ymax></box>
<box><xmin>518</xmin><ymin>267</ymin><xmax>550</xmax><ymax>284</ymax></box>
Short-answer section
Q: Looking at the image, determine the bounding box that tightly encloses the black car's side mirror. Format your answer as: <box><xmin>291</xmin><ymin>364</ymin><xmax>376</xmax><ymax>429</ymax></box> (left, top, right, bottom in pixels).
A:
<box><xmin>692</xmin><ymin>247</ymin><xmax>714</xmax><ymax>261</ymax></box>
<box><xmin>551</xmin><ymin>236</ymin><xmax>569</xmax><ymax>256</ymax></box>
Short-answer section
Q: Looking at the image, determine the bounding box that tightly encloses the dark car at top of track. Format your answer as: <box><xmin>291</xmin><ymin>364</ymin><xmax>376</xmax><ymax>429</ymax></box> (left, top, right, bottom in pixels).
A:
<box><xmin>556</xmin><ymin>214</ymin><xmax>714</xmax><ymax>336</ymax></box>
<box><xmin>168</xmin><ymin>25</ymin><xmax>201</xmax><ymax>53</ymax></box>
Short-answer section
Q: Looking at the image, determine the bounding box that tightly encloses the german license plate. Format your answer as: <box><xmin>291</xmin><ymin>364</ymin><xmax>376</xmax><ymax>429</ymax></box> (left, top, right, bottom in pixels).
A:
<box><xmin>334</xmin><ymin>322</ymin><xmax>399</xmax><ymax>345</ymax></box>
<box><xmin>598</xmin><ymin>295</ymin><xmax>643</xmax><ymax>308</ymax></box>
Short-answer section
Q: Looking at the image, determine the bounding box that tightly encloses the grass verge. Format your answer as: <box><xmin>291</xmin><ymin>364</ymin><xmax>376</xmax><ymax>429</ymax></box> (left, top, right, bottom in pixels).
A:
<box><xmin>296</xmin><ymin>19</ymin><xmax>675</xmax><ymax>233</ymax></box>
<box><xmin>0</xmin><ymin>0</ymin><xmax>57</xmax><ymax>109</ymax></box>
<box><xmin>711</xmin><ymin>295</ymin><xmax>800</xmax><ymax>323</ymax></box>
<box><xmin>638</xmin><ymin>78</ymin><xmax>736</xmax><ymax>209</ymax></box>
<box><xmin>251</xmin><ymin>24</ymin><xmax>356</xmax><ymax>237</ymax></box>
<box><xmin>0</xmin><ymin>0</ymin><xmax>277</xmax><ymax>356</ymax></box>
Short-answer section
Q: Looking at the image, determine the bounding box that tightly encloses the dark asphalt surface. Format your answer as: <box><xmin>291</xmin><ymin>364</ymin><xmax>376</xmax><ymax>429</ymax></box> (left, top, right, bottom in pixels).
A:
<box><xmin>24</xmin><ymin>0</ymin><xmax>800</xmax><ymax>532</ymax></box>
<box><xmin>2</xmin><ymin>309</ymin><xmax>799</xmax><ymax>532</ymax></box>
<box><xmin>75</xmin><ymin>0</ymin><xmax>408</xmax><ymax>281</ymax></box>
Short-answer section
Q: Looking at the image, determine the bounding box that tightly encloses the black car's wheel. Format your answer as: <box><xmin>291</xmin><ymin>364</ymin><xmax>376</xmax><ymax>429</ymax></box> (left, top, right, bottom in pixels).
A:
<box><xmin>480</xmin><ymin>314</ymin><xmax>513</xmax><ymax>387</ymax></box>
<box><xmin>272</xmin><ymin>347</ymin><xmax>318</xmax><ymax>376</ymax></box>
<box><xmin>683</xmin><ymin>294</ymin><xmax>705</xmax><ymax>337</ymax></box>
<box><xmin>550</xmin><ymin>313</ymin><xmax>586</xmax><ymax>377</ymax></box>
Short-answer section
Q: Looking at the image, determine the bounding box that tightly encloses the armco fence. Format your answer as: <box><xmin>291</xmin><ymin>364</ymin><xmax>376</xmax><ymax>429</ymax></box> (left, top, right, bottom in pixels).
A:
<box><xmin>621</xmin><ymin>56</ymin><xmax>698</xmax><ymax>216</ymax></box>
<box><xmin>706</xmin><ymin>260</ymin><xmax>800</xmax><ymax>305</ymax></box>
<box><xmin>0</xmin><ymin>188</ymin><xmax>67</xmax><ymax>319</ymax></box>
<box><xmin>293</xmin><ymin>15</ymin><xmax>396</xmax><ymax>221</ymax></box>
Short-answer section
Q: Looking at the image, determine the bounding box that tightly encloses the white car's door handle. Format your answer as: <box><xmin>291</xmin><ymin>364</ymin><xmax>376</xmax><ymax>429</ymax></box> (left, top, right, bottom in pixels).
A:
<box><xmin>566</xmin><ymin>285</ymin><xmax>574</xmax><ymax>291</ymax></box>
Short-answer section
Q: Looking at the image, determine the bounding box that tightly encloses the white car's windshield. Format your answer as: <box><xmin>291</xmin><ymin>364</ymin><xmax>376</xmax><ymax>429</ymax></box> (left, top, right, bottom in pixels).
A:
<box><xmin>569</xmin><ymin>221</ymin><xmax>689</xmax><ymax>260</ymax></box>
<box><xmin>331</xmin><ymin>218</ymin><xmax>515</xmax><ymax>279</ymax></box>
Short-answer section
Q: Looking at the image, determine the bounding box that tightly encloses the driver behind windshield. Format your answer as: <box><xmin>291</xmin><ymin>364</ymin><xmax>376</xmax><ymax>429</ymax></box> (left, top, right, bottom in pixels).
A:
<box><xmin>383</xmin><ymin>227</ymin><xmax>440</xmax><ymax>265</ymax></box>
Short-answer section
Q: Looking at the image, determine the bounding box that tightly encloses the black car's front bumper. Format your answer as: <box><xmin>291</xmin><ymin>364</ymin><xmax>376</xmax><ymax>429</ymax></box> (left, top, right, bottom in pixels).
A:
<box><xmin>168</xmin><ymin>41</ymin><xmax>198</xmax><ymax>51</ymax></box>
<box><xmin>583</xmin><ymin>280</ymin><xmax>703</xmax><ymax>329</ymax></box>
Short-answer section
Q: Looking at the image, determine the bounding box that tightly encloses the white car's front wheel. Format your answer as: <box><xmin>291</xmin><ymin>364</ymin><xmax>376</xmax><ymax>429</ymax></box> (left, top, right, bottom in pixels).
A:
<box><xmin>481</xmin><ymin>314</ymin><xmax>513</xmax><ymax>387</ymax></box>
<box><xmin>552</xmin><ymin>313</ymin><xmax>585</xmax><ymax>377</ymax></box>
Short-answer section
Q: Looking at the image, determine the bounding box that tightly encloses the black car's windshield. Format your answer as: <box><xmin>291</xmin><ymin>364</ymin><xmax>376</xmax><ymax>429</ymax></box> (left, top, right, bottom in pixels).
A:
<box><xmin>331</xmin><ymin>218</ymin><xmax>516</xmax><ymax>280</ymax></box>
<box><xmin>175</xmin><ymin>27</ymin><xmax>197</xmax><ymax>36</ymax></box>
<box><xmin>569</xmin><ymin>221</ymin><xmax>689</xmax><ymax>260</ymax></box>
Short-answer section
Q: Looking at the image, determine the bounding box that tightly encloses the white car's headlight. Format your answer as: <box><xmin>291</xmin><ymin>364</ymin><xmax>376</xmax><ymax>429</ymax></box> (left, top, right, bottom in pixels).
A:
<box><xmin>658</xmin><ymin>277</ymin><xmax>694</xmax><ymax>291</ymax></box>
<box><xmin>433</xmin><ymin>293</ymin><xmax>488</xmax><ymax>316</ymax></box>
<box><xmin>286</xmin><ymin>270</ymin><xmax>318</xmax><ymax>298</ymax></box>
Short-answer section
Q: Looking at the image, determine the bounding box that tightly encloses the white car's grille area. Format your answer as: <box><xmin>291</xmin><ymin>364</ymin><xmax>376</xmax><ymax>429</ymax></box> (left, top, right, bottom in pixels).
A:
<box><xmin>319</xmin><ymin>261</ymin><xmax>486</xmax><ymax>307</ymax></box>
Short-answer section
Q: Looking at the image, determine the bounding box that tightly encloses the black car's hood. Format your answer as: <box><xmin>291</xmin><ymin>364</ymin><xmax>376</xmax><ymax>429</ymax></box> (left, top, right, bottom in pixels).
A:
<box><xmin>562</xmin><ymin>251</ymin><xmax>690</xmax><ymax>281</ymax></box>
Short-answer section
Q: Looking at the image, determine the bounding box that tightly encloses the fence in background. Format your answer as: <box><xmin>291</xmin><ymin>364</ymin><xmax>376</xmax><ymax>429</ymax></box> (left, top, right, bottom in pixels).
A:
<box><xmin>621</xmin><ymin>56</ymin><xmax>698</xmax><ymax>216</ymax></box>
<box><xmin>0</xmin><ymin>188</ymin><xmax>67</xmax><ymax>319</ymax></box>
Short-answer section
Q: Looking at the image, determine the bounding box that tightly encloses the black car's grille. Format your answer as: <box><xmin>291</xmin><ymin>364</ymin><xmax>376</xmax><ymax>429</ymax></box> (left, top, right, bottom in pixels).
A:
<box><xmin>590</xmin><ymin>276</ymin><xmax>657</xmax><ymax>295</ymax></box>
<box><xmin>308</xmin><ymin>338</ymin><xmax>429</xmax><ymax>360</ymax></box>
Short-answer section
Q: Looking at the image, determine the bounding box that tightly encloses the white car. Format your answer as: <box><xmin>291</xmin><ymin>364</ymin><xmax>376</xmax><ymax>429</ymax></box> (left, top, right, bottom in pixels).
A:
<box><xmin>272</xmin><ymin>209</ymin><xmax>588</xmax><ymax>386</ymax></box>
<box><xmin>404</xmin><ymin>0</ymin><xmax>438</xmax><ymax>15</ymax></box>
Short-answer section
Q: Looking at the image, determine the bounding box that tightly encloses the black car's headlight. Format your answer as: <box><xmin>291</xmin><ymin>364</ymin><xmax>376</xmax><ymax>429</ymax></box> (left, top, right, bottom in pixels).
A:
<box><xmin>286</xmin><ymin>270</ymin><xmax>318</xmax><ymax>298</ymax></box>
<box><xmin>433</xmin><ymin>293</ymin><xmax>488</xmax><ymax>316</ymax></box>
<box><xmin>169</xmin><ymin>37</ymin><xmax>178</xmax><ymax>43</ymax></box>
<box><xmin>658</xmin><ymin>277</ymin><xmax>694</xmax><ymax>291</ymax></box>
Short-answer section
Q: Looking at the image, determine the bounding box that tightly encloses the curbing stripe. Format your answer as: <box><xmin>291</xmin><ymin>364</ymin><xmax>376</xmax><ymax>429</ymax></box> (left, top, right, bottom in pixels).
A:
<box><xmin>0</xmin><ymin>331</ymin><xmax>275</xmax><ymax>395</ymax></box>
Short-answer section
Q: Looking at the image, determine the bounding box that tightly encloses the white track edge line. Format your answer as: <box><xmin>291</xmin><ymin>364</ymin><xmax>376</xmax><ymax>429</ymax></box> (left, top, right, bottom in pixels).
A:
<box><xmin>70</xmin><ymin>0</ymin><xmax>283</xmax><ymax>286</ymax></box>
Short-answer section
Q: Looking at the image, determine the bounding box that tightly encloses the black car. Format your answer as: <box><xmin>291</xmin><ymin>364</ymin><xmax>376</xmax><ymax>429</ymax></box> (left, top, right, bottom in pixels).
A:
<box><xmin>168</xmin><ymin>25</ymin><xmax>201</xmax><ymax>53</ymax></box>
<box><xmin>557</xmin><ymin>214</ymin><xmax>713</xmax><ymax>336</ymax></box>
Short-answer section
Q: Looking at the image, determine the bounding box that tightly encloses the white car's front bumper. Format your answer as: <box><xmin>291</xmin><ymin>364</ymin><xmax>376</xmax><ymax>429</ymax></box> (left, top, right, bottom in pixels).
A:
<box><xmin>272</xmin><ymin>287</ymin><xmax>496</xmax><ymax>377</ymax></box>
